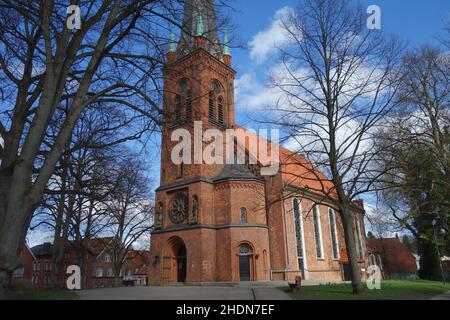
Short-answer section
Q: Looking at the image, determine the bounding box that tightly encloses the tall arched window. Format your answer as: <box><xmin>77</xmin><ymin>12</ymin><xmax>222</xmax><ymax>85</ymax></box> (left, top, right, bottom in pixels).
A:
<box><xmin>240</xmin><ymin>208</ymin><xmax>247</xmax><ymax>224</ymax></box>
<box><xmin>293</xmin><ymin>198</ymin><xmax>305</xmax><ymax>276</ymax></box>
<box><xmin>209</xmin><ymin>92</ymin><xmax>215</xmax><ymax>123</ymax></box>
<box><xmin>186</xmin><ymin>90</ymin><xmax>192</xmax><ymax>121</ymax></box>
<box><xmin>312</xmin><ymin>205</ymin><xmax>324</xmax><ymax>259</ymax></box>
<box><xmin>355</xmin><ymin>216</ymin><xmax>364</xmax><ymax>260</ymax></box>
<box><xmin>156</xmin><ymin>202</ymin><xmax>164</xmax><ymax>228</ymax></box>
<box><xmin>175</xmin><ymin>95</ymin><xmax>182</xmax><ymax>123</ymax></box>
<box><xmin>328</xmin><ymin>208</ymin><xmax>339</xmax><ymax>260</ymax></box>
<box><xmin>174</xmin><ymin>78</ymin><xmax>191</xmax><ymax>124</ymax></box>
<box><xmin>191</xmin><ymin>195</ymin><xmax>199</xmax><ymax>224</ymax></box>
<box><xmin>218</xmin><ymin>96</ymin><xmax>224</xmax><ymax>125</ymax></box>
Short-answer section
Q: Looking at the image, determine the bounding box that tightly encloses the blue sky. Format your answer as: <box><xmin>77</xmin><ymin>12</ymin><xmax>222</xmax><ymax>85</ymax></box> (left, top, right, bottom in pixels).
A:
<box><xmin>224</xmin><ymin>0</ymin><xmax>449</xmax><ymax>232</ymax></box>
<box><xmin>26</xmin><ymin>0</ymin><xmax>450</xmax><ymax>245</ymax></box>
<box><xmin>231</xmin><ymin>0</ymin><xmax>450</xmax><ymax>124</ymax></box>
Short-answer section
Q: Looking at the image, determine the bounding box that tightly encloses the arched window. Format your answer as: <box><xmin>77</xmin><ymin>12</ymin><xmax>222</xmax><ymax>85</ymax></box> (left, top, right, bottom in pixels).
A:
<box><xmin>240</xmin><ymin>208</ymin><xmax>247</xmax><ymax>224</ymax></box>
<box><xmin>328</xmin><ymin>208</ymin><xmax>339</xmax><ymax>260</ymax></box>
<box><xmin>186</xmin><ymin>90</ymin><xmax>192</xmax><ymax>121</ymax></box>
<box><xmin>312</xmin><ymin>205</ymin><xmax>324</xmax><ymax>259</ymax></box>
<box><xmin>293</xmin><ymin>198</ymin><xmax>306</xmax><ymax>276</ymax></box>
<box><xmin>209</xmin><ymin>92</ymin><xmax>215</xmax><ymax>123</ymax></box>
<box><xmin>218</xmin><ymin>96</ymin><xmax>224</xmax><ymax>125</ymax></box>
<box><xmin>175</xmin><ymin>95</ymin><xmax>182</xmax><ymax>122</ymax></box>
<box><xmin>175</xmin><ymin>79</ymin><xmax>191</xmax><ymax>124</ymax></box>
<box><xmin>191</xmin><ymin>195</ymin><xmax>199</xmax><ymax>224</ymax></box>
<box><xmin>239</xmin><ymin>244</ymin><xmax>252</xmax><ymax>255</ymax></box>
<box><xmin>158</xmin><ymin>202</ymin><xmax>164</xmax><ymax>224</ymax></box>
<box><xmin>354</xmin><ymin>216</ymin><xmax>364</xmax><ymax>260</ymax></box>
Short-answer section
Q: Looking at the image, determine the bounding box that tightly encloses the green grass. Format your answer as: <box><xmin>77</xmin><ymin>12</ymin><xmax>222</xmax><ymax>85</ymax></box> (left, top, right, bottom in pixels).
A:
<box><xmin>284</xmin><ymin>280</ymin><xmax>449</xmax><ymax>300</ymax></box>
<box><xmin>6</xmin><ymin>289</ymin><xmax>79</xmax><ymax>300</ymax></box>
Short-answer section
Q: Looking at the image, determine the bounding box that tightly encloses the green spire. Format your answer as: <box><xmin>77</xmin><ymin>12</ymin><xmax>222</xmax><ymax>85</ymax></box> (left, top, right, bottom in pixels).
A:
<box><xmin>169</xmin><ymin>29</ymin><xmax>176</xmax><ymax>53</ymax></box>
<box><xmin>196</xmin><ymin>14</ymin><xmax>204</xmax><ymax>36</ymax></box>
<box><xmin>223</xmin><ymin>30</ymin><xmax>230</xmax><ymax>55</ymax></box>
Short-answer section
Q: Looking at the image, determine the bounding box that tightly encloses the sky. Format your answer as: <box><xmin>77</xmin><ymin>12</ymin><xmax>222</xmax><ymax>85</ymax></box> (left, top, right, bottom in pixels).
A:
<box><xmin>226</xmin><ymin>0</ymin><xmax>449</xmax><ymax>236</ymax></box>
<box><xmin>25</xmin><ymin>0</ymin><xmax>450</xmax><ymax>245</ymax></box>
<box><xmin>231</xmin><ymin>0</ymin><xmax>450</xmax><ymax>121</ymax></box>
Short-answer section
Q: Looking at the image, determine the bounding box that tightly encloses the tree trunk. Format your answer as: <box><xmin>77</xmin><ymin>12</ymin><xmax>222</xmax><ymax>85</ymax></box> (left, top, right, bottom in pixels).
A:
<box><xmin>0</xmin><ymin>195</ymin><xmax>32</xmax><ymax>291</ymax></box>
<box><xmin>114</xmin><ymin>275</ymin><xmax>122</xmax><ymax>287</ymax></box>
<box><xmin>417</xmin><ymin>238</ymin><xmax>441</xmax><ymax>280</ymax></box>
<box><xmin>341</xmin><ymin>208</ymin><xmax>364</xmax><ymax>294</ymax></box>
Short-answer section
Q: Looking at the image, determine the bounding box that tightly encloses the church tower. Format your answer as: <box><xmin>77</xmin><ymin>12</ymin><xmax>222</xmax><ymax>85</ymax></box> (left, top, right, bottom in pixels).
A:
<box><xmin>149</xmin><ymin>0</ymin><xmax>271</xmax><ymax>285</ymax></box>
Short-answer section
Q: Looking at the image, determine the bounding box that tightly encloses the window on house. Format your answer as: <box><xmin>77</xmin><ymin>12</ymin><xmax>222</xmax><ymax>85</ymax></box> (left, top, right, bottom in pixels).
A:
<box><xmin>240</xmin><ymin>208</ymin><xmax>247</xmax><ymax>224</ymax></box>
<box><xmin>108</xmin><ymin>268</ymin><xmax>114</xmax><ymax>277</ymax></box>
<box><xmin>44</xmin><ymin>276</ymin><xmax>49</xmax><ymax>284</ymax></box>
<box><xmin>355</xmin><ymin>216</ymin><xmax>364</xmax><ymax>260</ymax></box>
<box><xmin>328</xmin><ymin>209</ymin><xmax>339</xmax><ymax>260</ymax></box>
<box><xmin>96</xmin><ymin>268</ymin><xmax>103</xmax><ymax>278</ymax></box>
<box><xmin>209</xmin><ymin>92</ymin><xmax>215</xmax><ymax>123</ymax></box>
<box><xmin>104</xmin><ymin>254</ymin><xmax>111</xmax><ymax>262</ymax></box>
<box><xmin>313</xmin><ymin>205</ymin><xmax>324</xmax><ymax>259</ymax></box>
<box><xmin>218</xmin><ymin>96</ymin><xmax>224</xmax><ymax>125</ymax></box>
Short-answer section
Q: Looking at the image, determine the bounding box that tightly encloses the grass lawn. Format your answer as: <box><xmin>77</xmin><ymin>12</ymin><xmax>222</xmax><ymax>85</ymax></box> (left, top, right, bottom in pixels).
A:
<box><xmin>284</xmin><ymin>280</ymin><xmax>449</xmax><ymax>300</ymax></box>
<box><xmin>5</xmin><ymin>289</ymin><xmax>79</xmax><ymax>300</ymax></box>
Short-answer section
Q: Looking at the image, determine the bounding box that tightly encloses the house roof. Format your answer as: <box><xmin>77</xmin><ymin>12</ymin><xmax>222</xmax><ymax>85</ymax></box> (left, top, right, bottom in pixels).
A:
<box><xmin>368</xmin><ymin>238</ymin><xmax>417</xmax><ymax>274</ymax></box>
<box><xmin>214</xmin><ymin>163</ymin><xmax>264</xmax><ymax>183</ymax></box>
<box><xmin>30</xmin><ymin>237</ymin><xmax>114</xmax><ymax>258</ymax></box>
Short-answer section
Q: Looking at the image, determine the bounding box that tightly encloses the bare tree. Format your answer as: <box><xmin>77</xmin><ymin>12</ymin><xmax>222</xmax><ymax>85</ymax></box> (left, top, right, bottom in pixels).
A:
<box><xmin>0</xmin><ymin>0</ymin><xmax>181</xmax><ymax>292</ymax></box>
<box><xmin>104</xmin><ymin>155</ymin><xmax>153</xmax><ymax>286</ymax></box>
<box><xmin>268</xmin><ymin>0</ymin><xmax>404</xmax><ymax>293</ymax></box>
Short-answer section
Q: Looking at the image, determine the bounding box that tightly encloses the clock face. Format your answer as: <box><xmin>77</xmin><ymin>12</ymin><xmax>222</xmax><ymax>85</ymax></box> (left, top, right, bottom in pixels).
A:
<box><xmin>169</xmin><ymin>194</ymin><xmax>189</xmax><ymax>224</ymax></box>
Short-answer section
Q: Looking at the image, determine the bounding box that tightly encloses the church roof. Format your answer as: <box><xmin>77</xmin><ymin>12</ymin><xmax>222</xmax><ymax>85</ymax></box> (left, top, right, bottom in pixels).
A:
<box><xmin>214</xmin><ymin>163</ymin><xmax>264</xmax><ymax>183</ymax></box>
<box><xmin>232</xmin><ymin>125</ymin><xmax>337</xmax><ymax>198</ymax></box>
<box><xmin>177</xmin><ymin>0</ymin><xmax>223</xmax><ymax>59</ymax></box>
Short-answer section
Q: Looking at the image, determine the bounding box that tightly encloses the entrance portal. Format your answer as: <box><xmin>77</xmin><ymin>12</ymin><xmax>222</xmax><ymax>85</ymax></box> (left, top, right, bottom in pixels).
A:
<box><xmin>239</xmin><ymin>244</ymin><xmax>253</xmax><ymax>281</ymax></box>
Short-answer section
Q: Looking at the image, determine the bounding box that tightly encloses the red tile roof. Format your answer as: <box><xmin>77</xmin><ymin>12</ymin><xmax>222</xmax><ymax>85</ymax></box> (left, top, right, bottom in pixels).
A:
<box><xmin>368</xmin><ymin>238</ymin><xmax>417</xmax><ymax>274</ymax></box>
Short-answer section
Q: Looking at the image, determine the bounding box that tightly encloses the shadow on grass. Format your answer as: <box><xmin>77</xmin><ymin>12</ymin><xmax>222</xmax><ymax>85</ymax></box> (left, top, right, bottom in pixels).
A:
<box><xmin>283</xmin><ymin>280</ymin><xmax>448</xmax><ymax>300</ymax></box>
<box><xmin>6</xmin><ymin>289</ymin><xmax>79</xmax><ymax>300</ymax></box>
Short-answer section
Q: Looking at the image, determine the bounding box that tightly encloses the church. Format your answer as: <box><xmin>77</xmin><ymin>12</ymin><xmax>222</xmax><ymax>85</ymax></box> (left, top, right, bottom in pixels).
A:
<box><xmin>148</xmin><ymin>0</ymin><xmax>368</xmax><ymax>285</ymax></box>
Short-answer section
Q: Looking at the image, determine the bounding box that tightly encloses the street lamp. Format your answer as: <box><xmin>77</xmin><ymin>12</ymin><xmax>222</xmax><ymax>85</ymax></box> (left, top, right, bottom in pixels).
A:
<box><xmin>431</xmin><ymin>219</ymin><xmax>446</xmax><ymax>286</ymax></box>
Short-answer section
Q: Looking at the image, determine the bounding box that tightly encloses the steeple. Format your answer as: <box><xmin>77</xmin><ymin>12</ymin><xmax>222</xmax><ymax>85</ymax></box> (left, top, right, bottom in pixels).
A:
<box><xmin>177</xmin><ymin>0</ymin><xmax>223</xmax><ymax>59</ymax></box>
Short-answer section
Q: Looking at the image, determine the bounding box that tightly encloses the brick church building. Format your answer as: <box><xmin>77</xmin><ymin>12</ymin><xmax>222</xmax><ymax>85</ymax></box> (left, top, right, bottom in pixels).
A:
<box><xmin>149</xmin><ymin>0</ymin><xmax>368</xmax><ymax>285</ymax></box>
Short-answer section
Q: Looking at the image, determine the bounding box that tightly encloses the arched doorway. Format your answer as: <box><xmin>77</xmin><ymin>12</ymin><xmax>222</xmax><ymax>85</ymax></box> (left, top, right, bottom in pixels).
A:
<box><xmin>176</xmin><ymin>244</ymin><xmax>187</xmax><ymax>283</ymax></box>
<box><xmin>239</xmin><ymin>244</ymin><xmax>253</xmax><ymax>281</ymax></box>
<box><xmin>162</xmin><ymin>237</ymin><xmax>187</xmax><ymax>284</ymax></box>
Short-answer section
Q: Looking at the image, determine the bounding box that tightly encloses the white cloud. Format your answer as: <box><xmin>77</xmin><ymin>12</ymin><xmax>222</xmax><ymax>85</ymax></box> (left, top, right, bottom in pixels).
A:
<box><xmin>235</xmin><ymin>73</ymin><xmax>282</xmax><ymax>110</ymax></box>
<box><xmin>248</xmin><ymin>6</ymin><xmax>294</xmax><ymax>64</ymax></box>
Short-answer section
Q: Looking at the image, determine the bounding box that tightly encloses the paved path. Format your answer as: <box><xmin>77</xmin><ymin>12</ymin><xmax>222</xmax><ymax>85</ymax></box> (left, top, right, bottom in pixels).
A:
<box><xmin>430</xmin><ymin>291</ymin><xmax>450</xmax><ymax>300</ymax></box>
<box><xmin>78</xmin><ymin>286</ymin><xmax>292</xmax><ymax>300</ymax></box>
